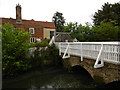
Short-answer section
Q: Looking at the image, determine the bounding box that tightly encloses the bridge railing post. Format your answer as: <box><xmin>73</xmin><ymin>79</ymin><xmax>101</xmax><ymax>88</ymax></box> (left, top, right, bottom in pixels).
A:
<box><xmin>94</xmin><ymin>44</ymin><xmax>104</xmax><ymax>68</ymax></box>
<box><xmin>59</xmin><ymin>43</ymin><xmax>61</xmax><ymax>55</ymax></box>
<box><xmin>81</xmin><ymin>43</ymin><xmax>83</xmax><ymax>61</ymax></box>
<box><xmin>62</xmin><ymin>42</ymin><xmax>70</xmax><ymax>59</ymax></box>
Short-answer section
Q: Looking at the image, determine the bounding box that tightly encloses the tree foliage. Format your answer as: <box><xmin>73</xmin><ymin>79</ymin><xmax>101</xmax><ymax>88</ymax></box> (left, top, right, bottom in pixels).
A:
<box><xmin>52</xmin><ymin>11</ymin><xmax>65</xmax><ymax>32</ymax></box>
<box><xmin>63</xmin><ymin>22</ymin><xmax>120</xmax><ymax>42</ymax></box>
<box><xmin>72</xmin><ymin>24</ymin><xmax>93</xmax><ymax>41</ymax></box>
<box><xmin>62</xmin><ymin>2</ymin><xmax>120</xmax><ymax>42</ymax></box>
<box><xmin>92</xmin><ymin>22</ymin><xmax>120</xmax><ymax>41</ymax></box>
<box><xmin>30</xmin><ymin>42</ymin><xmax>62</xmax><ymax>68</ymax></box>
<box><xmin>2</xmin><ymin>24</ymin><xmax>63</xmax><ymax>77</ymax></box>
<box><xmin>2</xmin><ymin>23</ymin><xmax>31</xmax><ymax>77</ymax></box>
<box><xmin>93</xmin><ymin>2</ymin><xmax>120</xmax><ymax>26</ymax></box>
<box><xmin>63</xmin><ymin>22</ymin><xmax>93</xmax><ymax>41</ymax></box>
<box><xmin>63</xmin><ymin>22</ymin><xmax>78</xmax><ymax>32</ymax></box>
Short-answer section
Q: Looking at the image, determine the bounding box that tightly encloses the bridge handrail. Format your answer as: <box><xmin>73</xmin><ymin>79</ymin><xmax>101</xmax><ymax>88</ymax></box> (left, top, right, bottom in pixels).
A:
<box><xmin>55</xmin><ymin>42</ymin><xmax>119</xmax><ymax>45</ymax></box>
<box><xmin>55</xmin><ymin>42</ymin><xmax>120</xmax><ymax>67</ymax></box>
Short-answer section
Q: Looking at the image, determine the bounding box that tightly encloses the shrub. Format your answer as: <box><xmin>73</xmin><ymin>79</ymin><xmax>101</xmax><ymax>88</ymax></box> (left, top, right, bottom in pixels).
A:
<box><xmin>2</xmin><ymin>23</ymin><xmax>31</xmax><ymax>77</ymax></box>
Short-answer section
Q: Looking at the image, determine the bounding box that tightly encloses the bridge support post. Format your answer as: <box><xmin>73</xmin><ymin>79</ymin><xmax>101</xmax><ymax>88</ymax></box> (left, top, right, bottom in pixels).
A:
<box><xmin>81</xmin><ymin>43</ymin><xmax>83</xmax><ymax>61</ymax></box>
<box><xmin>94</xmin><ymin>44</ymin><xmax>104</xmax><ymax>68</ymax></box>
<box><xmin>63</xmin><ymin>43</ymin><xmax>70</xmax><ymax>59</ymax></box>
<box><xmin>59</xmin><ymin>43</ymin><xmax>61</xmax><ymax>55</ymax></box>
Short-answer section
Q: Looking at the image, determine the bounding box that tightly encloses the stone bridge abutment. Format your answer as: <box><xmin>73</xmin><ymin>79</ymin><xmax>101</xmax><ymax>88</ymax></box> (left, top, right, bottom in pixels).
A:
<box><xmin>67</xmin><ymin>56</ymin><xmax>120</xmax><ymax>84</ymax></box>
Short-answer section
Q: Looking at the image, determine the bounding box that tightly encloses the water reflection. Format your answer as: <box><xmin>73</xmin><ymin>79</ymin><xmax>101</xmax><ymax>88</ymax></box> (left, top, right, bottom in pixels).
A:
<box><xmin>3</xmin><ymin>67</ymin><xmax>97</xmax><ymax>89</ymax></box>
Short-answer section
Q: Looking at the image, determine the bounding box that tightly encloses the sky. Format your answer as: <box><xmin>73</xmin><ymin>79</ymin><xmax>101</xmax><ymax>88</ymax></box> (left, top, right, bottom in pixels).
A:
<box><xmin>0</xmin><ymin>0</ymin><xmax>120</xmax><ymax>25</ymax></box>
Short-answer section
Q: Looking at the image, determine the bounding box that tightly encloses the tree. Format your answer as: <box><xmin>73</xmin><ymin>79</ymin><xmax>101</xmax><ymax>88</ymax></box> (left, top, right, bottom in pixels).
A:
<box><xmin>63</xmin><ymin>22</ymin><xmax>78</xmax><ymax>32</ymax></box>
<box><xmin>62</xmin><ymin>22</ymin><xmax>94</xmax><ymax>42</ymax></box>
<box><xmin>71</xmin><ymin>24</ymin><xmax>93</xmax><ymax>41</ymax></box>
<box><xmin>52</xmin><ymin>11</ymin><xmax>65</xmax><ymax>32</ymax></box>
<box><xmin>2</xmin><ymin>23</ymin><xmax>31</xmax><ymax>77</ymax></box>
<box><xmin>93</xmin><ymin>2</ymin><xmax>120</xmax><ymax>26</ymax></box>
<box><xmin>92</xmin><ymin>22</ymin><xmax>120</xmax><ymax>41</ymax></box>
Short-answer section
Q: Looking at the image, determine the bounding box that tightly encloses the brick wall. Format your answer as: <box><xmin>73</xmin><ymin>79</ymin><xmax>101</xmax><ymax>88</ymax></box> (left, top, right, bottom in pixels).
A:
<box><xmin>1</xmin><ymin>18</ymin><xmax>55</xmax><ymax>41</ymax></box>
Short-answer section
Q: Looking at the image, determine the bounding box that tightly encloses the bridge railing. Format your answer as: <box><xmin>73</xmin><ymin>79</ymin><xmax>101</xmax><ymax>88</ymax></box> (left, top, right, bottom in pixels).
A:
<box><xmin>55</xmin><ymin>42</ymin><xmax>120</xmax><ymax>68</ymax></box>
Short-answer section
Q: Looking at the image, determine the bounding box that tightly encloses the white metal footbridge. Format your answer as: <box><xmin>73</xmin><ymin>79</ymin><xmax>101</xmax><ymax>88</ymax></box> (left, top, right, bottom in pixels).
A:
<box><xmin>54</xmin><ymin>41</ymin><xmax>120</xmax><ymax>68</ymax></box>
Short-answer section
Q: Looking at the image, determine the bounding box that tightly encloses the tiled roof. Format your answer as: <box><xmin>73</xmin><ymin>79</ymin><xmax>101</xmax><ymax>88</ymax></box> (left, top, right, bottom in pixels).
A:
<box><xmin>55</xmin><ymin>32</ymin><xmax>73</xmax><ymax>42</ymax></box>
<box><xmin>1</xmin><ymin>18</ymin><xmax>55</xmax><ymax>28</ymax></box>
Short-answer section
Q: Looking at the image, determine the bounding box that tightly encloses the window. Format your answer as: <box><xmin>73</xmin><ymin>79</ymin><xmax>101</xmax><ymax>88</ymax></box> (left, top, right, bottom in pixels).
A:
<box><xmin>30</xmin><ymin>37</ymin><xmax>35</xmax><ymax>43</ymax></box>
<box><xmin>29</xmin><ymin>28</ymin><xmax>35</xmax><ymax>34</ymax></box>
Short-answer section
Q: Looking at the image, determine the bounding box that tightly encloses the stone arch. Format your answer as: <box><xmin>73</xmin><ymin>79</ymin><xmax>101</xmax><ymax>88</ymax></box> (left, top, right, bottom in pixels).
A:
<box><xmin>69</xmin><ymin>56</ymin><xmax>95</xmax><ymax>80</ymax></box>
<box><xmin>71</xmin><ymin>65</ymin><xmax>92</xmax><ymax>77</ymax></box>
<box><xmin>71</xmin><ymin>65</ymin><xmax>95</xmax><ymax>84</ymax></box>
<box><xmin>69</xmin><ymin>56</ymin><xmax>120</xmax><ymax>84</ymax></box>
<box><xmin>69</xmin><ymin>57</ymin><xmax>106</xmax><ymax>84</ymax></box>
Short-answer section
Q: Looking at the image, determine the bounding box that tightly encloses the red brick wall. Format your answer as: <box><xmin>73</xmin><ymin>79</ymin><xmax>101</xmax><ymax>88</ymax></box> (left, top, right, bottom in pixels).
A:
<box><xmin>1</xmin><ymin>18</ymin><xmax>55</xmax><ymax>41</ymax></box>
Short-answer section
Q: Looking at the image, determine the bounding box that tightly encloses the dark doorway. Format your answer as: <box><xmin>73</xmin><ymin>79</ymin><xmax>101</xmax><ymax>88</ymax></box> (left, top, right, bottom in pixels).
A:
<box><xmin>50</xmin><ymin>31</ymin><xmax>54</xmax><ymax>39</ymax></box>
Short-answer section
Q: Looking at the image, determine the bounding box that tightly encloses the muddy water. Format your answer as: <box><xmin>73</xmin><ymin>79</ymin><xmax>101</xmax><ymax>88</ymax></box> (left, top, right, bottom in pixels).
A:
<box><xmin>3</xmin><ymin>66</ymin><xmax>98</xmax><ymax>89</ymax></box>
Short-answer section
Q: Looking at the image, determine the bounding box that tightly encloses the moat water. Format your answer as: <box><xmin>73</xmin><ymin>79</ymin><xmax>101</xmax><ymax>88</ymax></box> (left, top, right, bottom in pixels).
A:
<box><xmin>3</xmin><ymin>66</ymin><xmax>119</xmax><ymax>89</ymax></box>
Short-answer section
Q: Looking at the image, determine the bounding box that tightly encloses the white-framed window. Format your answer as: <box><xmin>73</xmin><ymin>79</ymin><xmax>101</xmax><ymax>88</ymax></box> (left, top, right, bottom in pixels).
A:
<box><xmin>30</xmin><ymin>37</ymin><xmax>35</xmax><ymax>43</ymax></box>
<box><xmin>29</xmin><ymin>28</ymin><xmax>35</xmax><ymax>34</ymax></box>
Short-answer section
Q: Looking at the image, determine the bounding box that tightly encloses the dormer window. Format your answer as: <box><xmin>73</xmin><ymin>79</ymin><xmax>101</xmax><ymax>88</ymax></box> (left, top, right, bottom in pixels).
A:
<box><xmin>29</xmin><ymin>28</ymin><xmax>35</xmax><ymax>34</ymax></box>
<box><xmin>16</xmin><ymin>20</ymin><xmax>22</xmax><ymax>23</ymax></box>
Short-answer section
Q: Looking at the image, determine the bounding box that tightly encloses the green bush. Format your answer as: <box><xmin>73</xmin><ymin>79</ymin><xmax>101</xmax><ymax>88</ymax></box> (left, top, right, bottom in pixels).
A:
<box><xmin>45</xmin><ymin>44</ymin><xmax>63</xmax><ymax>66</ymax></box>
<box><xmin>62</xmin><ymin>58</ymin><xmax>72</xmax><ymax>72</ymax></box>
<box><xmin>2</xmin><ymin>23</ymin><xmax>31</xmax><ymax>77</ymax></box>
<box><xmin>1</xmin><ymin>24</ymin><xmax>63</xmax><ymax>77</ymax></box>
<box><xmin>30</xmin><ymin>41</ymin><xmax>63</xmax><ymax>68</ymax></box>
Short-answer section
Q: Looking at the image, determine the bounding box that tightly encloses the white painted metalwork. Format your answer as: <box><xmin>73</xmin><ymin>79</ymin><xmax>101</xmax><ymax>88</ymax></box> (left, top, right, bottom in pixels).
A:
<box><xmin>49</xmin><ymin>36</ymin><xmax>55</xmax><ymax>46</ymax></box>
<box><xmin>49</xmin><ymin>34</ymin><xmax>60</xmax><ymax>46</ymax></box>
<box><xmin>94</xmin><ymin>44</ymin><xmax>104</xmax><ymax>68</ymax></box>
<box><xmin>81</xmin><ymin>43</ymin><xmax>83</xmax><ymax>61</ymax></box>
<box><xmin>55</xmin><ymin>42</ymin><xmax>120</xmax><ymax>68</ymax></box>
<box><xmin>59</xmin><ymin>43</ymin><xmax>61</xmax><ymax>55</ymax></box>
<box><xmin>62</xmin><ymin>43</ymin><xmax>70</xmax><ymax>59</ymax></box>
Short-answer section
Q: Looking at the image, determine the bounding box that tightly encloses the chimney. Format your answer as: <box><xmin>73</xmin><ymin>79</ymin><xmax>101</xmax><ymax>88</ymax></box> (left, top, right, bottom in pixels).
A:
<box><xmin>16</xmin><ymin>4</ymin><xmax>22</xmax><ymax>22</ymax></box>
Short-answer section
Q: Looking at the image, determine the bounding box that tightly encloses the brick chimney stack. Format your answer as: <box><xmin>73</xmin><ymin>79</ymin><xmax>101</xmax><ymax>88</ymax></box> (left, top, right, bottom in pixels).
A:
<box><xmin>16</xmin><ymin>4</ymin><xmax>22</xmax><ymax>22</ymax></box>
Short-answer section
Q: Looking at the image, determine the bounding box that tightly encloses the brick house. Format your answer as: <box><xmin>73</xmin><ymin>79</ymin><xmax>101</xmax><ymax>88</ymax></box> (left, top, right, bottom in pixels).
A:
<box><xmin>0</xmin><ymin>4</ymin><xmax>56</xmax><ymax>43</ymax></box>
